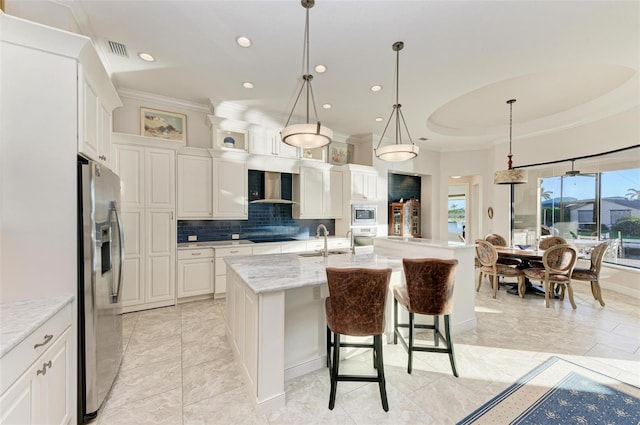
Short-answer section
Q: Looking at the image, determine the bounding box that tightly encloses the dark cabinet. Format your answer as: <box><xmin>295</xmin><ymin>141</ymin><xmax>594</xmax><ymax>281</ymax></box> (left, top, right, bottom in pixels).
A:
<box><xmin>388</xmin><ymin>200</ymin><xmax>421</xmax><ymax>237</ymax></box>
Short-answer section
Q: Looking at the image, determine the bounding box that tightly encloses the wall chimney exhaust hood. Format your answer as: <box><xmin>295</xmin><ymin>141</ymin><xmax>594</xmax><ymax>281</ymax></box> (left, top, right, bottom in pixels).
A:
<box><xmin>250</xmin><ymin>171</ymin><xmax>296</xmax><ymax>204</ymax></box>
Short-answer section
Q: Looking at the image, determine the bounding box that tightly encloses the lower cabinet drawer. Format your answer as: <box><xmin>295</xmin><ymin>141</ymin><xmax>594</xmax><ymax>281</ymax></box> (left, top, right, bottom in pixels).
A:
<box><xmin>178</xmin><ymin>248</ymin><xmax>214</xmax><ymax>260</ymax></box>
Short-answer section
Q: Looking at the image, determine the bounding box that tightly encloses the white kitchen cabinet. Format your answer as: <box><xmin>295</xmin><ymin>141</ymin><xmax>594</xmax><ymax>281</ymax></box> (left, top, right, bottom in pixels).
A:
<box><xmin>1</xmin><ymin>303</ymin><xmax>72</xmax><ymax>425</ymax></box>
<box><xmin>293</xmin><ymin>166</ymin><xmax>343</xmax><ymax>219</ymax></box>
<box><xmin>214</xmin><ymin>246</ymin><xmax>252</xmax><ymax>297</ymax></box>
<box><xmin>178</xmin><ymin>248</ymin><xmax>214</xmax><ymax>298</ymax></box>
<box><xmin>345</xmin><ymin>165</ymin><xmax>378</xmax><ymax>202</ymax></box>
<box><xmin>212</xmin><ymin>159</ymin><xmax>248</xmax><ymax>219</ymax></box>
<box><xmin>145</xmin><ymin>148</ymin><xmax>175</xmax><ymax>209</ymax></box>
<box><xmin>77</xmin><ymin>63</ymin><xmax>121</xmax><ymax>167</ymax></box>
<box><xmin>252</xmin><ymin>244</ymin><xmax>282</xmax><ymax>256</ymax></box>
<box><xmin>249</xmin><ymin>129</ymin><xmax>298</xmax><ymax>159</ymax></box>
<box><xmin>325</xmin><ymin>169</ymin><xmax>343</xmax><ymax>218</ymax></box>
<box><xmin>177</xmin><ymin>153</ymin><xmax>213</xmax><ymax>219</ymax></box>
<box><xmin>113</xmin><ymin>135</ymin><xmax>182</xmax><ymax>312</ymax></box>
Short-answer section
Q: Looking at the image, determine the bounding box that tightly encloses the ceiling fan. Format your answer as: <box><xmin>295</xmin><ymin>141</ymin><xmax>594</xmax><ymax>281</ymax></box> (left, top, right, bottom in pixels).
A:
<box><xmin>565</xmin><ymin>160</ymin><xmax>581</xmax><ymax>176</ymax></box>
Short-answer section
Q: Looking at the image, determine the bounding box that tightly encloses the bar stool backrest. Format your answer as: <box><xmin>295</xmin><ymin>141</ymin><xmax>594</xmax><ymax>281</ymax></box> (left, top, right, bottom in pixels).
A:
<box><xmin>325</xmin><ymin>267</ymin><xmax>391</xmax><ymax>336</ymax></box>
<box><xmin>401</xmin><ymin>258</ymin><xmax>458</xmax><ymax>316</ymax></box>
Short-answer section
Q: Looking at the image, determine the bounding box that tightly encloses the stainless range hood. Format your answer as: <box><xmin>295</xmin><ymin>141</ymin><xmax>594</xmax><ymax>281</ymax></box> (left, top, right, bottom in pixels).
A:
<box><xmin>250</xmin><ymin>171</ymin><xmax>296</xmax><ymax>204</ymax></box>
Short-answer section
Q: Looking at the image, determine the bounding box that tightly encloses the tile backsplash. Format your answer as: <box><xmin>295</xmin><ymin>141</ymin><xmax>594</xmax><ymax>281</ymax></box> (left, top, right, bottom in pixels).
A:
<box><xmin>177</xmin><ymin>203</ymin><xmax>335</xmax><ymax>243</ymax></box>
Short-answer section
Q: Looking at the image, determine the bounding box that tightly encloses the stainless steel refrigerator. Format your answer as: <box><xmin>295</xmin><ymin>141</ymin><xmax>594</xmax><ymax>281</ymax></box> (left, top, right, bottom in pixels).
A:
<box><xmin>78</xmin><ymin>157</ymin><xmax>124</xmax><ymax>423</ymax></box>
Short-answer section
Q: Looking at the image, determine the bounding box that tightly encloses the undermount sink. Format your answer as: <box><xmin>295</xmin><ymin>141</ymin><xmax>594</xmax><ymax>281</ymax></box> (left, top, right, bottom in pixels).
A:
<box><xmin>297</xmin><ymin>250</ymin><xmax>349</xmax><ymax>257</ymax></box>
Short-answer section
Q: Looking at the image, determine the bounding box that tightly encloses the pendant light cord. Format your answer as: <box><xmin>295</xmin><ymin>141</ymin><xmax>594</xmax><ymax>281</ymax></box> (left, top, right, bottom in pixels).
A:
<box><xmin>506</xmin><ymin>99</ymin><xmax>516</xmax><ymax>170</ymax></box>
<box><xmin>284</xmin><ymin>2</ymin><xmax>320</xmax><ymax>127</ymax></box>
<box><xmin>375</xmin><ymin>41</ymin><xmax>416</xmax><ymax>151</ymax></box>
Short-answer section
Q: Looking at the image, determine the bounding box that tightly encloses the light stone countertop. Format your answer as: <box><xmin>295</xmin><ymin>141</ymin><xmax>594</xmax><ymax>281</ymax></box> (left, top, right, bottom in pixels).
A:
<box><xmin>177</xmin><ymin>236</ymin><xmax>349</xmax><ymax>250</ymax></box>
<box><xmin>0</xmin><ymin>294</ymin><xmax>74</xmax><ymax>357</ymax></box>
<box><xmin>224</xmin><ymin>252</ymin><xmax>403</xmax><ymax>294</ymax></box>
<box><xmin>376</xmin><ymin>236</ymin><xmax>477</xmax><ymax>250</ymax></box>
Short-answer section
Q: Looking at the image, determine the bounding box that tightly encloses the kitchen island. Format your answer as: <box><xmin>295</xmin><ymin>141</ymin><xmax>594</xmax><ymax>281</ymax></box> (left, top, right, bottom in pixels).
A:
<box><xmin>224</xmin><ymin>239</ymin><xmax>476</xmax><ymax>414</ymax></box>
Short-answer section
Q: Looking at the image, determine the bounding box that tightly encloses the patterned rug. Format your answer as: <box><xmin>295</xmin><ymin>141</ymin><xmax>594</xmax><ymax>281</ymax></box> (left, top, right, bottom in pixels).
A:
<box><xmin>457</xmin><ymin>356</ymin><xmax>640</xmax><ymax>424</ymax></box>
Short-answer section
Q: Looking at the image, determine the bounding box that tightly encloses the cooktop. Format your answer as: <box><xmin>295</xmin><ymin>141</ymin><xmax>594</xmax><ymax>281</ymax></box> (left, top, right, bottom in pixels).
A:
<box><xmin>249</xmin><ymin>237</ymin><xmax>301</xmax><ymax>243</ymax></box>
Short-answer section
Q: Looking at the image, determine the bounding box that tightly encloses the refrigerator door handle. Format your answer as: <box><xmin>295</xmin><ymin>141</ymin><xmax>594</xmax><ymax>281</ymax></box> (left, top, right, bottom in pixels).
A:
<box><xmin>112</xmin><ymin>201</ymin><xmax>125</xmax><ymax>304</ymax></box>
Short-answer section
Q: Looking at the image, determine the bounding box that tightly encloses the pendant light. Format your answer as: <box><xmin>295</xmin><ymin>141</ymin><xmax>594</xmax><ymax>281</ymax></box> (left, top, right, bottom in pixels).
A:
<box><xmin>374</xmin><ymin>41</ymin><xmax>419</xmax><ymax>162</ymax></box>
<box><xmin>281</xmin><ymin>0</ymin><xmax>332</xmax><ymax>149</ymax></box>
<box><xmin>494</xmin><ymin>99</ymin><xmax>528</xmax><ymax>184</ymax></box>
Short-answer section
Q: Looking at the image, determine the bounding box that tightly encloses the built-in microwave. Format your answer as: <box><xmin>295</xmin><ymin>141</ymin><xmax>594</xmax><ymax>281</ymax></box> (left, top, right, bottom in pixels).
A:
<box><xmin>351</xmin><ymin>204</ymin><xmax>377</xmax><ymax>226</ymax></box>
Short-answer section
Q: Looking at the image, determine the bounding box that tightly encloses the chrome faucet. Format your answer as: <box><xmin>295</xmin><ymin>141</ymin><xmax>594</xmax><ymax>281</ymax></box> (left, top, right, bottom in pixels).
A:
<box><xmin>345</xmin><ymin>229</ymin><xmax>355</xmax><ymax>254</ymax></box>
<box><xmin>315</xmin><ymin>224</ymin><xmax>329</xmax><ymax>257</ymax></box>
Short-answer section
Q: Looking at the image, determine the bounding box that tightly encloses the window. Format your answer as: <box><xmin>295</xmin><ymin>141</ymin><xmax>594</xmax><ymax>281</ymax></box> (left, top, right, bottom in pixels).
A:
<box><xmin>513</xmin><ymin>146</ymin><xmax>640</xmax><ymax>269</ymax></box>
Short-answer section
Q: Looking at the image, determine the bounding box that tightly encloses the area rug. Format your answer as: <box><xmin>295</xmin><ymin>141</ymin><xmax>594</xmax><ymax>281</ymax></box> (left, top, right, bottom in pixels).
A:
<box><xmin>457</xmin><ymin>356</ymin><xmax>640</xmax><ymax>424</ymax></box>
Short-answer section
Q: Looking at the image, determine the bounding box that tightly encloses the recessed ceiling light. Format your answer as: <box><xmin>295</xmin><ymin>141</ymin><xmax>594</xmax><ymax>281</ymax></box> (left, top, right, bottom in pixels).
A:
<box><xmin>451</xmin><ymin>176</ymin><xmax>462</xmax><ymax>179</ymax></box>
<box><xmin>138</xmin><ymin>52</ymin><xmax>155</xmax><ymax>62</ymax></box>
<box><xmin>242</xmin><ymin>81</ymin><xmax>254</xmax><ymax>89</ymax></box>
<box><xmin>236</xmin><ymin>36</ymin><xmax>252</xmax><ymax>48</ymax></box>
<box><xmin>375</xmin><ymin>117</ymin><xmax>383</xmax><ymax>122</ymax></box>
<box><xmin>370</xmin><ymin>85</ymin><xmax>382</xmax><ymax>92</ymax></box>
<box><xmin>315</xmin><ymin>64</ymin><xmax>327</xmax><ymax>73</ymax></box>
<box><xmin>322</xmin><ymin>103</ymin><xmax>332</xmax><ymax>109</ymax></box>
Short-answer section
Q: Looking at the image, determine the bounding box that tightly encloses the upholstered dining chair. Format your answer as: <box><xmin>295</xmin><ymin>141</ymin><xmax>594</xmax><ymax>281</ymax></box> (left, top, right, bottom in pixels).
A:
<box><xmin>392</xmin><ymin>258</ymin><xmax>458</xmax><ymax>376</ymax></box>
<box><xmin>571</xmin><ymin>241</ymin><xmax>609</xmax><ymax>307</ymax></box>
<box><xmin>475</xmin><ymin>240</ymin><xmax>526</xmax><ymax>298</ymax></box>
<box><xmin>529</xmin><ymin>236</ymin><xmax>567</xmax><ymax>269</ymax></box>
<box><xmin>325</xmin><ymin>267</ymin><xmax>392</xmax><ymax>412</ymax></box>
<box><xmin>484</xmin><ymin>233</ymin><xmax>521</xmax><ymax>267</ymax></box>
<box><xmin>523</xmin><ymin>244</ymin><xmax>578</xmax><ymax>308</ymax></box>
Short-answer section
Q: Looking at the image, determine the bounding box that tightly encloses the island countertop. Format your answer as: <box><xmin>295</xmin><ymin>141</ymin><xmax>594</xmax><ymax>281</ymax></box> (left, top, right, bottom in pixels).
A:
<box><xmin>224</xmin><ymin>252</ymin><xmax>403</xmax><ymax>294</ymax></box>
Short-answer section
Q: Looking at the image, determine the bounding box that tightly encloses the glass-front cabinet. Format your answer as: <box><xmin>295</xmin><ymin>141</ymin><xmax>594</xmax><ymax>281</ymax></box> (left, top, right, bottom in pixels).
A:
<box><xmin>388</xmin><ymin>200</ymin><xmax>421</xmax><ymax>237</ymax></box>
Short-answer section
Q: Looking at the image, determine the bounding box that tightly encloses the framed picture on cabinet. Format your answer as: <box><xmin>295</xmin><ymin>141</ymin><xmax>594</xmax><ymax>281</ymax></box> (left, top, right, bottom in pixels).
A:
<box><xmin>329</xmin><ymin>142</ymin><xmax>349</xmax><ymax>165</ymax></box>
<box><xmin>140</xmin><ymin>107</ymin><xmax>187</xmax><ymax>142</ymax></box>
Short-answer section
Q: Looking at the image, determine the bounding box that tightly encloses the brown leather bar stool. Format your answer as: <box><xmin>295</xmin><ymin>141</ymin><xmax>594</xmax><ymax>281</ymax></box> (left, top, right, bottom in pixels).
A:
<box><xmin>325</xmin><ymin>267</ymin><xmax>392</xmax><ymax>412</ymax></box>
<box><xmin>392</xmin><ymin>258</ymin><xmax>459</xmax><ymax>376</ymax></box>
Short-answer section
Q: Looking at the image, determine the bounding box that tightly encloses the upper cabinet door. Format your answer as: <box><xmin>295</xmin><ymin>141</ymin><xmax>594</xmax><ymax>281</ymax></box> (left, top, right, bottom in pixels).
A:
<box><xmin>177</xmin><ymin>154</ymin><xmax>213</xmax><ymax>219</ymax></box>
<box><xmin>79</xmin><ymin>74</ymin><xmax>100</xmax><ymax>161</ymax></box>
<box><xmin>350</xmin><ymin>170</ymin><xmax>378</xmax><ymax>201</ymax></box>
<box><xmin>145</xmin><ymin>148</ymin><xmax>175</xmax><ymax>209</ymax></box>
<box><xmin>113</xmin><ymin>144</ymin><xmax>145</xmax><ymax>209</ymax></box>
<box><xmin>293</xmin><ymin>167</ymin><xmax>325</xmax><ymax>219</ymax></box>
<box><xmin>325</xmin><ymin>169</ymin><xmax>343</xmax><ymax>218</ymax></box>
<box><xmin>212</xmin><ymin>159</ymin><xmax>247</xmax><ymax>219</ymax></box>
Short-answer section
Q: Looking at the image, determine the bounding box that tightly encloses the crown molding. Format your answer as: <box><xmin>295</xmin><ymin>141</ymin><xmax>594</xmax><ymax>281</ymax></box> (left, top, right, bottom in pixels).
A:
<box><xmin>119</xmin><ymin>88</ymin><xmax>211</xmax><ymax>113</ymax></box>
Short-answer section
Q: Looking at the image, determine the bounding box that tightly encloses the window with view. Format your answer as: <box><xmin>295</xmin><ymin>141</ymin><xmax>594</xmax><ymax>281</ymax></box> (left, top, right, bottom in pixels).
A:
<box><xmin>513</xmin><ymin>146</ymin><xmax>640</xmax><ymax>269</ymax></box>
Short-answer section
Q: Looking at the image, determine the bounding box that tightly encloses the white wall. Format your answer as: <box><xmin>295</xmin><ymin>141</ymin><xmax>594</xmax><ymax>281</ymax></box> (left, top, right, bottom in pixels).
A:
<box><xmin>113</xmin><ymin>91</ymin><xmax>212</xmax><ymax>148</ymax></box>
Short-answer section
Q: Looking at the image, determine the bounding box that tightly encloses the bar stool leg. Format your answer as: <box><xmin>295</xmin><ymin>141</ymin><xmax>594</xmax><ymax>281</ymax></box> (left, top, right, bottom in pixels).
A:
<box><xmin>326</xmin><ymin>327</ymin><xmax>331</xmax><ymax>368</ymax></box>
<box><xmin>393</xmin><ymin>298</ymin><xmax>398</xmax><ymax>344</ymax></box>
<box><xmin>407</xmin><ymin>312</ymin><xmax>414</xmax><ymax>374</ymax></box>
<box><xmin>374</xmin><ymin>335</ymin><xmax>389</xmax><ymax>412</ymax></box>
<box><xmin>434</xmin><ymin>315</ymin><xmax>440</xmax><ymax>347</ymax></box>
<box><xmin>444</xmin><ymin>315</ymin><xmax>458</xmax><ymax>377</ymax></box>
<box><xmin>329</xmin><ymin>333</ymin><xmax>340</xmax><ymax>410</ymax></box>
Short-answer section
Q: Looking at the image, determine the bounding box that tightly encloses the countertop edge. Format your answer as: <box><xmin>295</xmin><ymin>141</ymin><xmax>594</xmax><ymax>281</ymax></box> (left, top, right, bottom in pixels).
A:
<box><xmin>0</xmin><ymin>294</ymin><xmax>75</xmax><ymax>358</ymax></box>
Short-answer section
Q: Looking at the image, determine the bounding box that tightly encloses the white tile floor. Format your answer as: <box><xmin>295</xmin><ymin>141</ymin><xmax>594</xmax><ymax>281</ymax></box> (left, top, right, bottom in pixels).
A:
<box><xmin>95</xmin><ymin>279</ymin><xmax>640</xmax><ymax>425</ymax></box>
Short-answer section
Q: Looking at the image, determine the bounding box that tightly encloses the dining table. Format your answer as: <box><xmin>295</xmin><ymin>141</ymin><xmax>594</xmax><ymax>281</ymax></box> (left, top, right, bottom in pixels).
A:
<box><xmin>495</xmin><ymin>246</ymin><xmax>548</xmax><ymax>295</ymax></box>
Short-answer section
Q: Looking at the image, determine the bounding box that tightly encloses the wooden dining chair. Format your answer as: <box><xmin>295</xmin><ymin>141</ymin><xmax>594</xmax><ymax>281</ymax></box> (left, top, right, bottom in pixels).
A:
<box><xmin>475</xmin><ymin>240</ymin><xmax>525</xmax><ymax>298</ymax></box>
<box><xmin>529</xmin><ymin>236</ymin><xmax>566</xmax><ymax>269</ymax></box>
<box><xmin>523</xmin><ymin>244</ymin><xmax>578</xmax><ymax>308</ymax></box>
<box><xmin>571</xmin><ymin>241</ymin><xmax>609</xmax><ymax>307</ymax></box>
<box><xmin>484</xmin><ymin>233</ymin><xmax>521</xmax><ymax>267</ymax></box>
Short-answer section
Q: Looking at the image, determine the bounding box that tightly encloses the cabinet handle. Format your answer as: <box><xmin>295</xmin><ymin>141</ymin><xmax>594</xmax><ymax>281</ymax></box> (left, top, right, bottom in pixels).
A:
<box><xmin>191</xmin><ymin>252</ymin><xmax>202</xmax><ymax>256</ymax></box>
<box><xmin>34</xmin><ymin>334</ymin><xmax>53</xmax><ymax>349</ymax></box>
<box><xmin>37</xmin><ymin>360</ymin><xmax>52</xmax><ymax>376</ymax></box>
<box><xmin>230</xmin><ymin>250</ymin><xmax>239</xmax><ymax>253</ymax></box>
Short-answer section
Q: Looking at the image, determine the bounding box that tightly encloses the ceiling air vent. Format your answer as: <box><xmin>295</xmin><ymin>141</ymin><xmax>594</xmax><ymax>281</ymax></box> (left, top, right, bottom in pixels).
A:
<box><xmin>107</xmin><ymin>40</ymin><xmax>129</xmax><ymax>58</ymax></box>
